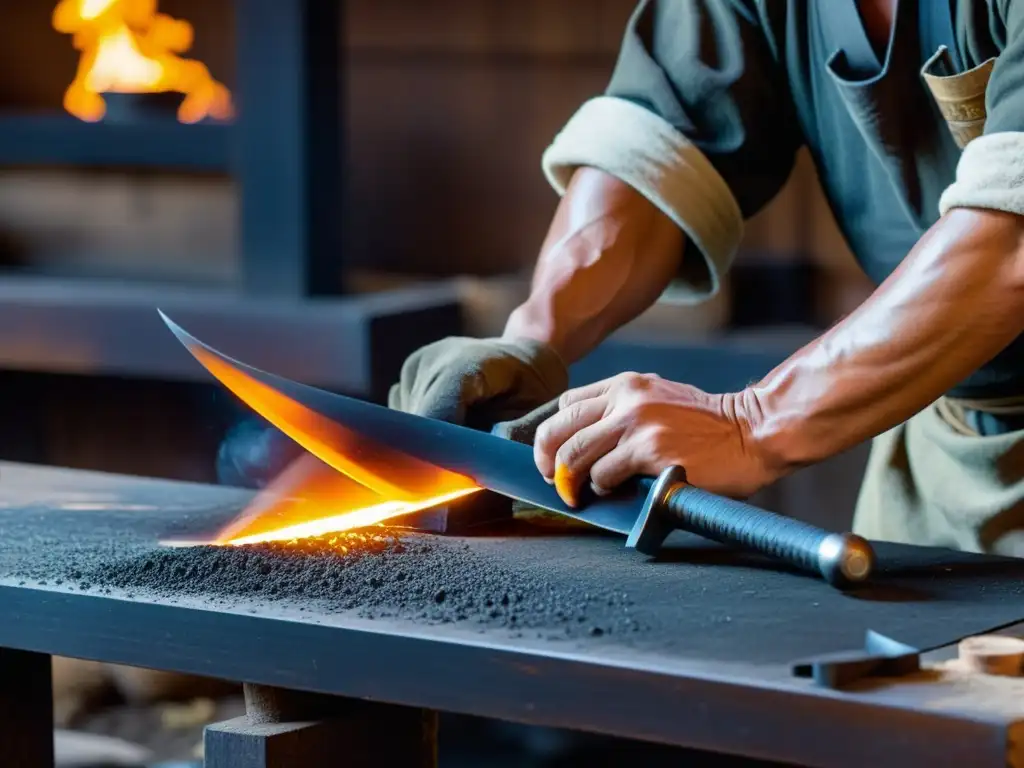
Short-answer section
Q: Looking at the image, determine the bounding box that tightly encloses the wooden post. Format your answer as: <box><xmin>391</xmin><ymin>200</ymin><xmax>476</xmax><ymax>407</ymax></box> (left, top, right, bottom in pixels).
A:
<box><xmin>0</xmin><ymin>648</ymin><xmax>54</xmax><ymax>768</ymax></box>
<box><xmin>204</xmin><ymin>683</ymin><xmax>437</xmax><ymax>768</ymax></box>
<box><xmin>234</xmin><ymin>0</ymin><xmax>344</xmax><ymax>298</ymax></box>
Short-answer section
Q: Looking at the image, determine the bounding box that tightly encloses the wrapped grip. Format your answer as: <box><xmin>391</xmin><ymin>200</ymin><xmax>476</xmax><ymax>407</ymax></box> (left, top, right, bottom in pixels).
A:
<box><xmin>626</xmin><ymin>466</ymin><xmax>875</xmax><ymax>589</ymax></box>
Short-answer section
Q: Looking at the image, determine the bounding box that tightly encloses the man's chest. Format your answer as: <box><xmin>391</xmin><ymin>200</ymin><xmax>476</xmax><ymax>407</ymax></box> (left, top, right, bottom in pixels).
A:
<box><xmin>857</xmin><ymin>0</ymin><xmax>899</xmax><ymax>53</ymax></box>
<box><xmin>786</xmin><ymin>0</ymin><xmax>965</xmax><ymax>282</ymax></box>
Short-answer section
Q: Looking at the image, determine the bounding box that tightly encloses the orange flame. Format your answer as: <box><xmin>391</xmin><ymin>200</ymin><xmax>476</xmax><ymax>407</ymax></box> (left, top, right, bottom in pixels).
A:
<box><xmin>53</xmin><ymin>0</ymin><xmax>233</xmax><ymax>123</ymax></box>
<box><xmin>213</xmin><ymin>453</ymin><xmax>479</xmax><ymax>546</ymax></box>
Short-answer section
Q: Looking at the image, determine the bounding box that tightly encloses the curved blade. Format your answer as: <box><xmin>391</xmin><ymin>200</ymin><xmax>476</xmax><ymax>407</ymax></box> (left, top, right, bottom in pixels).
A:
<box><xmin>160</xmin><ymin>312</ymin><xmax>646</xmax><ymax>535</ymax></box>
<box><xmin>158</xmin><ymin>312</ymin><xmax>472</xmax><ymax>502</ymax></box>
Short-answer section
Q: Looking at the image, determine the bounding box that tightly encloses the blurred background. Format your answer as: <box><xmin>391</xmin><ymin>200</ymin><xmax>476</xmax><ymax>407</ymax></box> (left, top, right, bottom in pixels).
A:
<box><xmin>2</xmin><ymin>1</ymin><xmax>875</xmax><ymax>765</ymax></box>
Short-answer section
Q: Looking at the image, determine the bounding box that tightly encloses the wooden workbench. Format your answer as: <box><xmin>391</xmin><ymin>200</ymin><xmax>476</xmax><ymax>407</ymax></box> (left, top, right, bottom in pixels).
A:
<box><xmin>0</xmin><ymin>462</ymin><xmax>1021</xmax><ymax>768</ymax></box>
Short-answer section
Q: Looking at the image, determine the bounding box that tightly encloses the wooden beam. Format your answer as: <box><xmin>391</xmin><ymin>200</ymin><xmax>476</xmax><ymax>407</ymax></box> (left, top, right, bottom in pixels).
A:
<box><xmin>0</xmin><ymin>276</ymin><xmax>462</xmax><ymax>398</ymax></box>
<box><xmin>234</xmin><ymin>0</ymin><xmax>344</xmax><ymax>298</ymax></box>
<box><xmin>0</xmin><ymin>583</ymin><xmax>1018</xmax><ymax>768</ymax></box>
<box><xmin>0</xmin><ymin>115</ymin><xmax>230</xmax><ymax>171</ymax></box>
<box><xmin>0</xmin><ymin>649</ymin><xmax>54</xmax><ymax>768</ymax></box>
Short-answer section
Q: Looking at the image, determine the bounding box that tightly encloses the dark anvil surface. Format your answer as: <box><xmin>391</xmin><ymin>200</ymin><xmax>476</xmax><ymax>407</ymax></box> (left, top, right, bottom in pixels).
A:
<box><xmin>0</xmin><ymin>462</ymin><xmax>1022</xmax><ymax>767</ymax></box>
<box><xmin>1</xmin><ymin>461</ymin><xmax>1022</xmax><ymax>665</ymax></box>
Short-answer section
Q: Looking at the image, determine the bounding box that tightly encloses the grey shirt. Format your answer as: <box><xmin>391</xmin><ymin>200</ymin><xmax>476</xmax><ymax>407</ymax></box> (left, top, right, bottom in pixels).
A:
<box><xmin>600</xmin><ymin>0</ymin><xmax>1024</xmax><ymax>398</ymax></box>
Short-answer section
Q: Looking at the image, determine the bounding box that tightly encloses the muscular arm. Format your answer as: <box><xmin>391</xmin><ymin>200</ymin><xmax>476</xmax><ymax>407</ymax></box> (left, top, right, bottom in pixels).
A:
<box><xmin>746</xmin><ymin>0</ymin><xmax>1024</xmax><ymax>469</ymax></box>
<box><xmin>503</xmin><ymin>167</ymin><xmax>686</xmax><ymax>363</ymax></box>
<box><xmin>521</xmin><ymin>1</ymin><xmax>1024</xmax><ymax>503</ymax></box>
<box><xmin>508</xmin><ymin>0</ymin><xmax>798</xmax><ymax>366</ymax></box>
<box><xmin>745</xmin><ymin>208</ymin><xmax>1024</xmax><ymax>474</ymax></box>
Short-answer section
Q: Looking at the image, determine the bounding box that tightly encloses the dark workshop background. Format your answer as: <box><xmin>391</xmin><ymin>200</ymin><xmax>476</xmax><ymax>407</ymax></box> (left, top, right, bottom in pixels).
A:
<box><xmin>1</xmin><ymin>2</ymin><xmax>879</xmax><ymax>765</ymax></box>
<box><xmin>0</xmin><ymin>0</ymin><xmax>873</xmax><ymax>530</ymax></box>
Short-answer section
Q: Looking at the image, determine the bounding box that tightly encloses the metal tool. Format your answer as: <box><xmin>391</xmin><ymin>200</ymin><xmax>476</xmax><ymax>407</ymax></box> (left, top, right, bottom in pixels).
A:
<box><xmin>792</xmin><ymin>631</ymin><xmax>921</xmax><ymax>689</ymax></box>
<box><xmin>161</xmin><ymin>312</ymin><xmax>876</xmax><ymax>590</ymax></box>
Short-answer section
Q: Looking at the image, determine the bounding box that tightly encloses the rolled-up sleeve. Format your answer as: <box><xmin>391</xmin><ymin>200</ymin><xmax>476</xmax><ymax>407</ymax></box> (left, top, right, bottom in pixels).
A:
<box><xmin>939</xmin><ymin>1</ymin><xmax>1024</xmax><ymax>218</ymax></box>
<box><xmin>542</xmin><ymin>0</ymin><xmax>802</xmax><ymax>303</ymax></box>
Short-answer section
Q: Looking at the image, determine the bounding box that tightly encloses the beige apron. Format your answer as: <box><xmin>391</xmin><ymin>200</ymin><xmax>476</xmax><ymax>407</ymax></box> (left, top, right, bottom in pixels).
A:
<box><xmin>854</xmin><ymin>49</ymin><xmax>1024</xmax><ymax>556</ymax></box>
<box><xmin>852</xmin><ymin>397</ymin><xmax>1024</xmax><ymax>556</ymax></box>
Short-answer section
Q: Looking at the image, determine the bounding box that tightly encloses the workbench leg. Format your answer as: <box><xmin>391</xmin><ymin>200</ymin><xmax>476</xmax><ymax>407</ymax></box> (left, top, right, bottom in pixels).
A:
<box><xmin>204</xmin><ymin>684</ymin><xmax>436</xmax><ymax>768</ymax></box>
<box><xmin>0</xmin><ymin>648</ymin><xmax>54</xmax><ymax>768</ymax></box>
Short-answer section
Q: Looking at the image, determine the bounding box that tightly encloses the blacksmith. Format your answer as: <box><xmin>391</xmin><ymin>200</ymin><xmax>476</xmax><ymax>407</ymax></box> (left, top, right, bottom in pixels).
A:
<box><xmin>388</xmin><ymin>0</ymin><xmax>1024</xmax><ymax>555</ymax></box>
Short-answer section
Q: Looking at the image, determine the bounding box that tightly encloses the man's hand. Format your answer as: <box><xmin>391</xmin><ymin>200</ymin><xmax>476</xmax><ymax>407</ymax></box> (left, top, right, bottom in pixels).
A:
<box><xmin>533</xmin><ymin>372</ymin><xmax>778</xmax><ymax>506</ymax></box>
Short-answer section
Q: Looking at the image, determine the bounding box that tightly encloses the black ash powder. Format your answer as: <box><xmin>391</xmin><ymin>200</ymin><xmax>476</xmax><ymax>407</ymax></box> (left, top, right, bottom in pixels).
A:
<box><xmin>71</xmin><ymin>527</ymin><xmax>643</xmax><ymax>640</ymax></box>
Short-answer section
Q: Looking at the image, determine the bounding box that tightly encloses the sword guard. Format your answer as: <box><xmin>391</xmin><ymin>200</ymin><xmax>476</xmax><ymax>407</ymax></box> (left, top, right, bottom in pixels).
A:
<box><xmin>625</xmin><ymin>466</ymin><xmax>687</xmax><ymax>555</ymax></box>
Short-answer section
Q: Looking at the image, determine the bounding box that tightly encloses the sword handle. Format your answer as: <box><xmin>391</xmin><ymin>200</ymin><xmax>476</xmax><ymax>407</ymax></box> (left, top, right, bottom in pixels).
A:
<box><xmin>625</xmin><ymin>466</ymin><xmax>875</xmax><ymax>589</ymax></box>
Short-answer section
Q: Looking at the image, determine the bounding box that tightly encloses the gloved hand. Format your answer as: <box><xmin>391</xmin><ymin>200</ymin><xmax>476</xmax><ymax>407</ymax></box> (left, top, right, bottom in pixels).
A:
<box><xmin>492</xmin><ymin>399</ymin><xmax>591</xmax><ymax>530</ymax></box>
<box><xmin>218</xmin><ymin>337</ymin><xmax>568</xmax><ymax>493</ymax></box>
<box><xmin>387</xmin><ymin>336</ymin><xmax>569</xmax><ymax>430</ymax></box>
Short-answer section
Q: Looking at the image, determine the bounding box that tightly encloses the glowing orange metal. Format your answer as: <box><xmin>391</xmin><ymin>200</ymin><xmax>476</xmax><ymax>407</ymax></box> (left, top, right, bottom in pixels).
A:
<box><xmin>214</xmin><ymin>454</ymin><xmax>379</xmax><ymax>544</ymax></box>
<box><xmin>183</xmin><ymin>343</ymin><xmax>478</xmax><ymax>503</ymax></box>
<box><xmin>53</xmin><ymin>0</ymin><xmax>233</xmax><ymax>123</ymax></box>
<box><xmin>215</xmin><ymin>454</ymin><xmax>479</xmax><ymax>547</ymax></box>
<box><xmin>173</xmin><ymin>339</ymin><xmax>482</xmax><ymax>546</ymax></box>
<box><xmin>224</xmin><ymin>487</ymin><xmax>478</xmax><ymax>546</ymax></box>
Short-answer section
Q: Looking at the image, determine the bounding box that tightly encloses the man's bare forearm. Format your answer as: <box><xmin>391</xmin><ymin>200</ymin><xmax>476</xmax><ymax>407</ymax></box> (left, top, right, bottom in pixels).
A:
<box><xmin>744</xmin><ymin>208</ymin><xmax>1024</xmax><ymax>474</ymax></box>
<box><xmin>503</xmin><ymin>168</ymin><xmax>684</xmax><ymax>364</ymax></box>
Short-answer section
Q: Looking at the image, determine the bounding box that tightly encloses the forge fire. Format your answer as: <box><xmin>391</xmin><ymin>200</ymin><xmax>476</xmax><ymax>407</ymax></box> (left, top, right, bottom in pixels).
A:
<box><xmin>53</xmin><ymin>0</ymin><xmax>233</xmax><ymax>123</ymax></box>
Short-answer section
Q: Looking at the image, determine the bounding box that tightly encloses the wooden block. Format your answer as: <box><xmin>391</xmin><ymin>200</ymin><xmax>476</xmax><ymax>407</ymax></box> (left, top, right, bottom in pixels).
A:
<box><xmin>958</xmin><ymin>635</ymin><xmax>1024</xmax><ymax>677</ymax></box>
<box><xmin>205</xmin><ymin>687</ymin><xmax>438</xmax><ymax>768</ymax></box>
<box><xmin>405</xmin><ymin>490</ymin><xmax>512</xmax><ymax>533</ymax></box>
<box><xmin>346</xmin><ymin>0</ymin><xmax>634</xmax><ymax>56</ymax></box>
<box><xmin>0</xmin><ymin>648</ymin><xmax>54</xmax><ymax>768</ymax></box>
<box><xmin>205</xmin><ymin>716</ymin><xmax>349</xmax><ymax>768</ymax></box>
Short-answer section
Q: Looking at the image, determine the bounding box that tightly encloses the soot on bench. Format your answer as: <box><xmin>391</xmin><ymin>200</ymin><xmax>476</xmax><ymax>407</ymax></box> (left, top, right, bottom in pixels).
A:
<box><xmin>73</xmin><ymin>528</ymin><xmax>642</xmax><ymax>641</ymax></box>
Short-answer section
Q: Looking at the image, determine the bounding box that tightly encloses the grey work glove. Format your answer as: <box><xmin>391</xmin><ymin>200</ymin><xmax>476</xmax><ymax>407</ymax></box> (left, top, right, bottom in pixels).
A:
<box><xmin>490</xmin><ymin>397</ymin><xmax>560</xmax><ymax>442</ymax></box>
<box><xmin>388</xmin><ymin>336</ymin><xmax>569</xmax><ymax>430</ymax></box>
<box><xmin>492</xmin><ymin>399</ymin><xmax>592</xmax><ymax>530</ymax></box>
